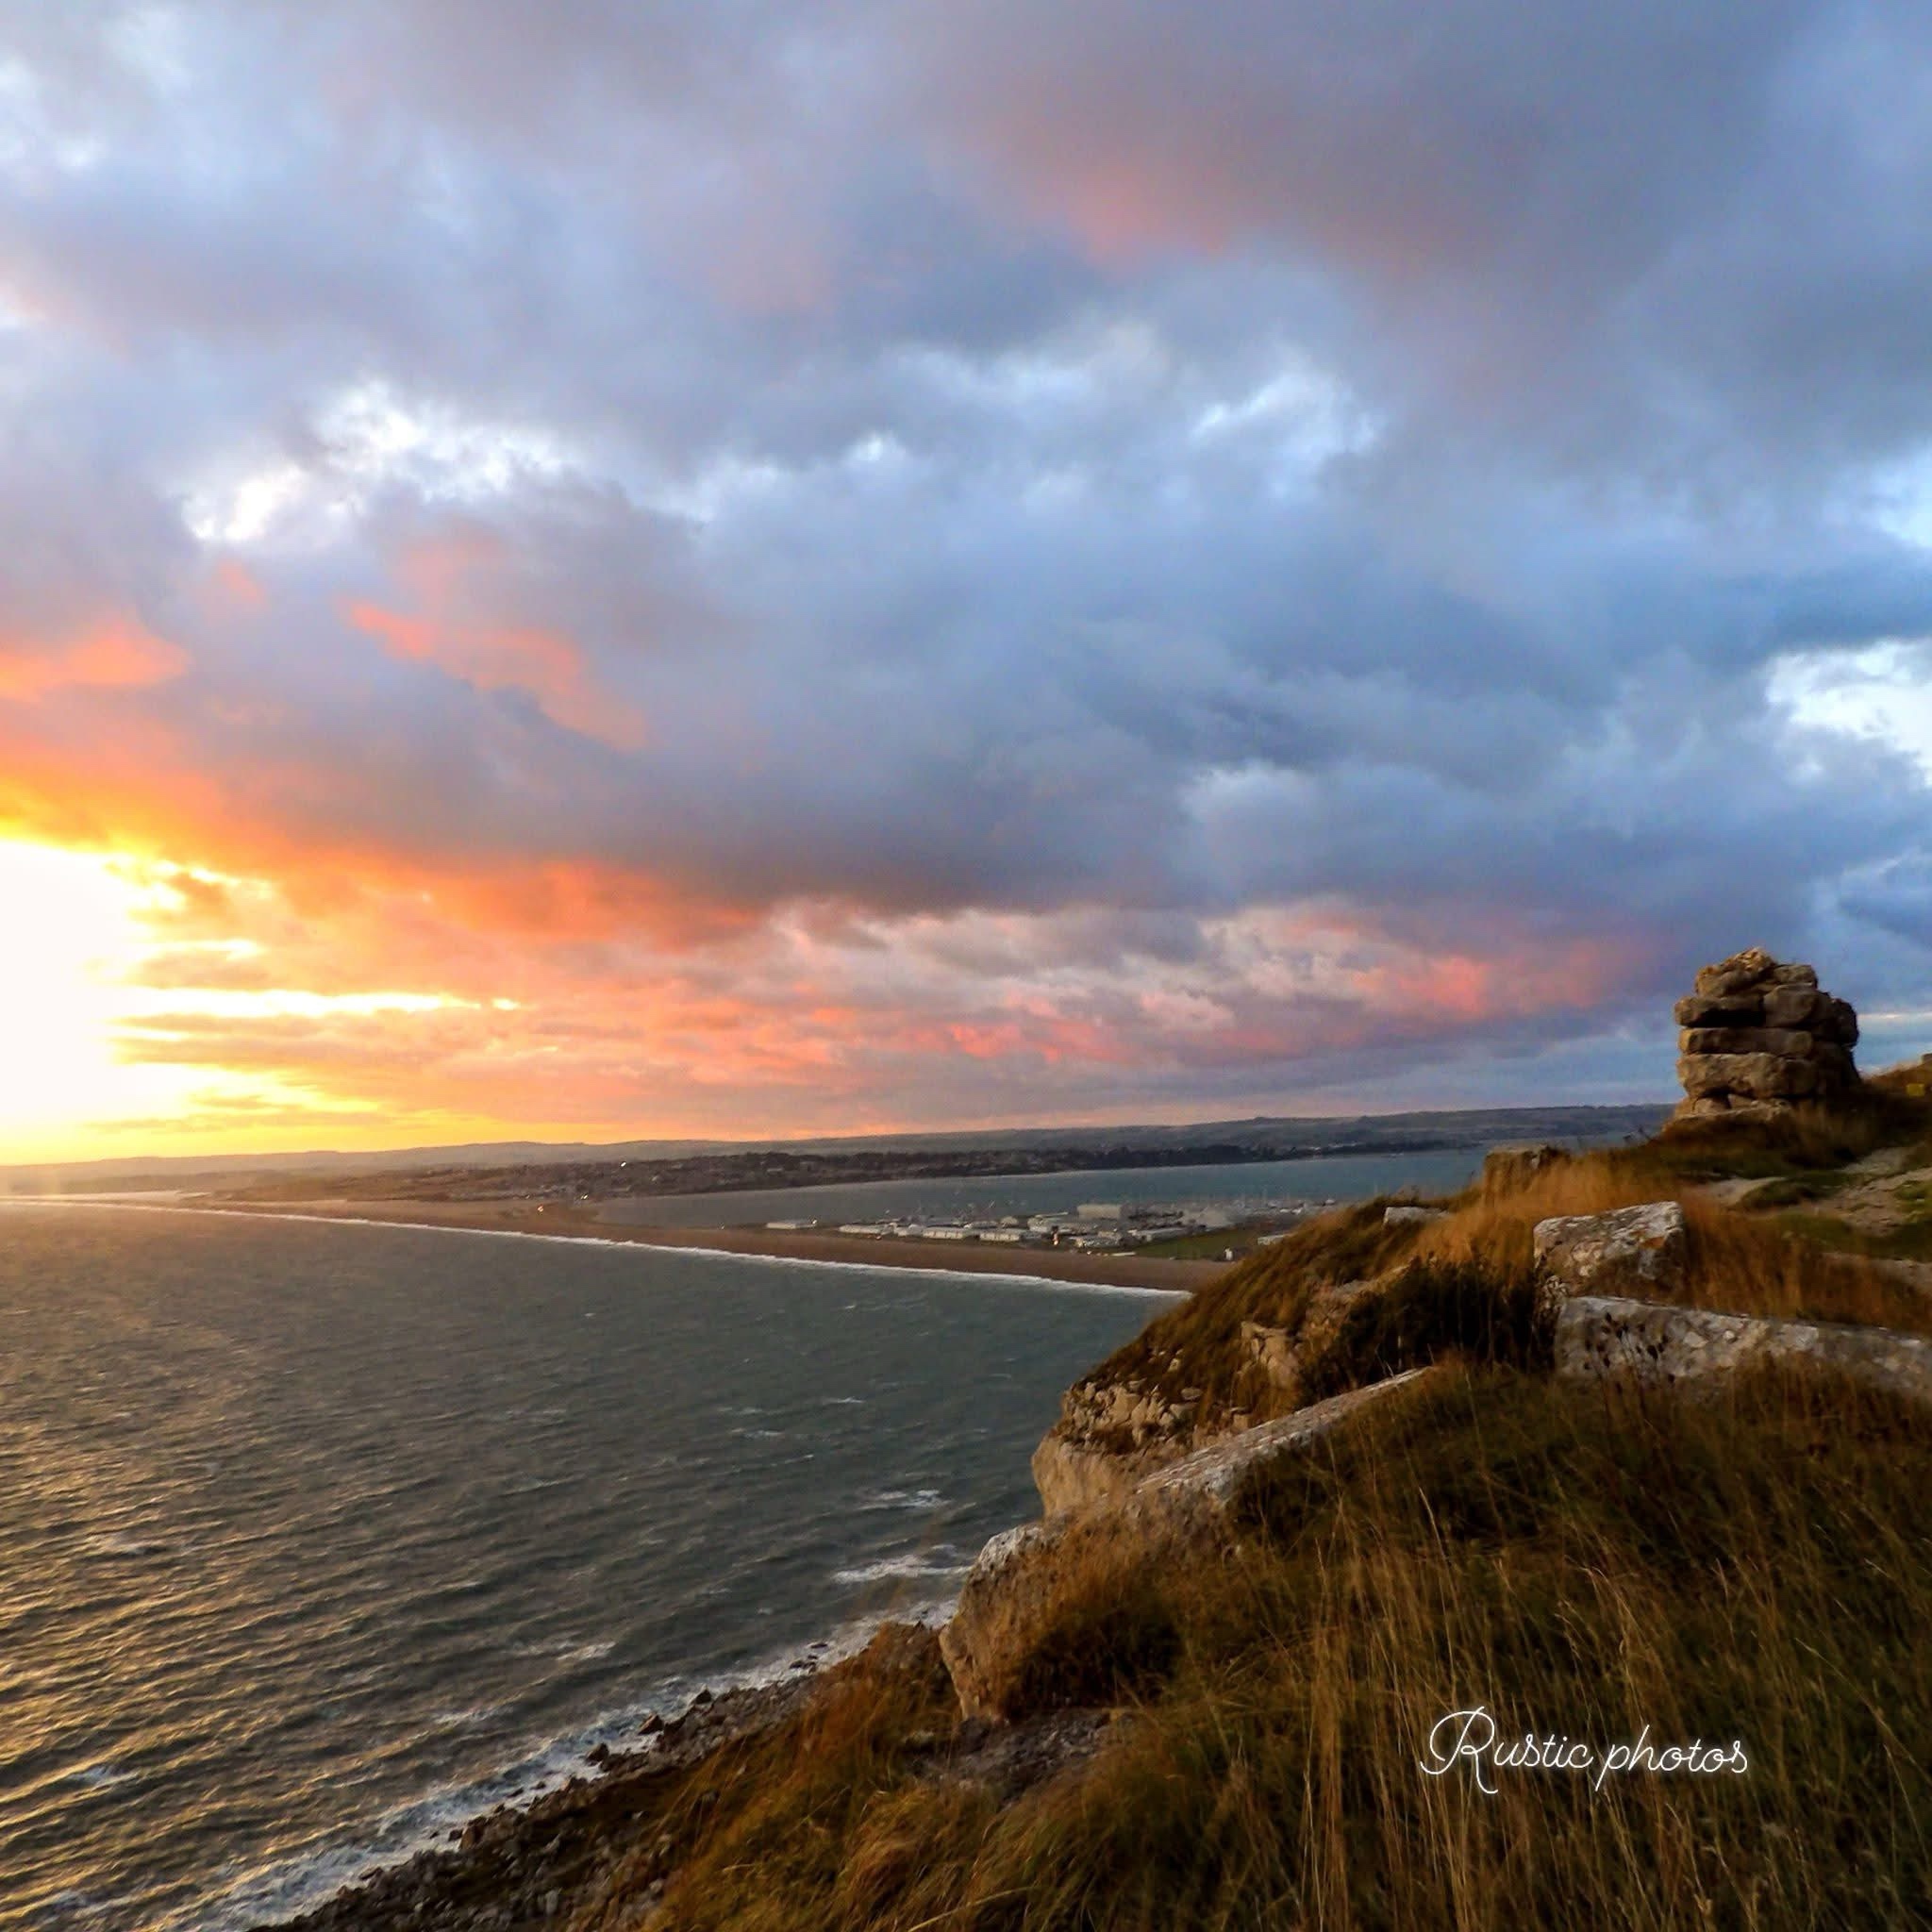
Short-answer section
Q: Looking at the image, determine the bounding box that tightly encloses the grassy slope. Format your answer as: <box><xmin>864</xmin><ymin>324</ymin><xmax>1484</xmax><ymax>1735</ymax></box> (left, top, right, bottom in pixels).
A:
<box><xmin>570</xmin><ymin>1075</ymin><xmax>1932</xmax><ymax>1932</ymax></box>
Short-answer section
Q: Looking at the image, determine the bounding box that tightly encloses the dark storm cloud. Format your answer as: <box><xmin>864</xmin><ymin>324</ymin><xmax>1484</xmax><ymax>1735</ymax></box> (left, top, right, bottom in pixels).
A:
<box><xmin>3</xmin><ymin>0</ymin><xmax>1930</xmax><ymax>1128</ymax></box>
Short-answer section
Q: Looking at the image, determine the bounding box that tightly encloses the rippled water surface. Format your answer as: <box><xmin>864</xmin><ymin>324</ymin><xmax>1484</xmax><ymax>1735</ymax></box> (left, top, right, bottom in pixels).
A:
<box><xmin>0</xmin><ymin>1207</ymin><xmax>1174</xmax><ymax>1931</ymax></box>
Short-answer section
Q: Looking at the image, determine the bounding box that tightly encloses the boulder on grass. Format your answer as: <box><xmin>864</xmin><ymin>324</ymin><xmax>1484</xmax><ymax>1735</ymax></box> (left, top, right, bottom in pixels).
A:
<box><xmin>1480</xmin><ymin>1143</ymin><xmax>1570</xmax><ymax>1197</ymax></box>
<box><xmin>1532</xmin><ymin>1200</ymin><xmax>1688</xmax><ymax>1321</ymax></box>
<box><xmin>1554</xmin><ymin>1295</ymin><xmax>1932</xmax><ymax>1407</ymax></box>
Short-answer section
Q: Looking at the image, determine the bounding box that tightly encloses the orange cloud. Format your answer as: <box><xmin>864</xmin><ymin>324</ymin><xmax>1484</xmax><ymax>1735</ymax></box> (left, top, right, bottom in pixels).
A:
<box><xmin>0</xmin><ymin>618</ymin><xmax>188</xmax><ymax>703</ymax></box>
<box><xmin>0</xmin><ymin>678</ymin><xmax>1671</xmax><ymax>1155</ymax></box>
<box><xmin>1046</xmin><ymin>156</ymin><xmax>1242</xmax><ymax>266</ymax></box>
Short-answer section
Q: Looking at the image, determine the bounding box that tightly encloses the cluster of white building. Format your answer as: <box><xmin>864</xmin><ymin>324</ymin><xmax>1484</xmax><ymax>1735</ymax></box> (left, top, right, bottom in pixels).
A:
<box><xmin>770</xmin><ymin>1199</ymin><xmax>1254</xmax><ymax>1250</ymax></box>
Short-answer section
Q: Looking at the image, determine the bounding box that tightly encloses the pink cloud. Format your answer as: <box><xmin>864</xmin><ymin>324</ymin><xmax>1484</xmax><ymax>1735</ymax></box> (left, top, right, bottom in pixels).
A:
<box><xmin>341</xmin><ymin>526</ymin><xmax>648</xmax><ymax>750</ymax></box>
<box><xmin>0</xmin><ymin>617</ymin><xmax>188</xmax><ymax>703</ymax></box>
<box><xmin>344</xmin><ymin>598</ymin><xmax>647</xmax><ymax>750</ymax></box>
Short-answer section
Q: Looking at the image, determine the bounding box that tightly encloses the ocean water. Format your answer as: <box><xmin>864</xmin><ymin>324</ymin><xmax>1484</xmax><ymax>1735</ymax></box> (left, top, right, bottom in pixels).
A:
<box><xmin>597</xmin><ymin>1145</ymin><xmax>1491</xmax><ymax>1230</ymax></box>
<box><xmin>0</xmin><ymin>1207</ymin><xmax>1175</xmax><ymax>1932</ymax></box>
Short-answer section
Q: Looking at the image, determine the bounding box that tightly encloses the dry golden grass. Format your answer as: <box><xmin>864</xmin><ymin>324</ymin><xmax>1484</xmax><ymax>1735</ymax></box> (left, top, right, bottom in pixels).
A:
<box><xmin>1650</xmin><ymin>1073</ymin><xmax>1932</xmax><ymax>1178</ymax></box>
<box><xmin>594</xmin><ymin>1367</ymin><xmax>1932</xmax><ymax>1931</ymax></box>
<box><xmin>989</xmin><ymin>1366</ymin><xmax>1932</xmax><ymax>1930</ymax></box>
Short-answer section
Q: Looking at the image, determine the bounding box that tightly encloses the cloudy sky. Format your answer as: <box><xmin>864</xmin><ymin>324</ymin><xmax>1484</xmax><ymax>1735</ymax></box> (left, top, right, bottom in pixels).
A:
<box><xmin>3</xmin><ymin>0</ymin><xmax>1931</xmax><ymax>1161</ymax></box>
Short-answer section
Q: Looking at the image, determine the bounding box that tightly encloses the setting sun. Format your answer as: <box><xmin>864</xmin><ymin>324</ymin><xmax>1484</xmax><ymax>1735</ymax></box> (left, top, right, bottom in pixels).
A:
<box><xmin>0</xmin><ymin>841</ymin><xmax>200</xmax><ymax>1161</ymax></box>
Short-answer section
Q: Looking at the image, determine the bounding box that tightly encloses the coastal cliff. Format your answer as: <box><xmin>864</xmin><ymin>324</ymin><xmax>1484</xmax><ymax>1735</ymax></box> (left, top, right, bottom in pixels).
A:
<box><xmin>280</xmin><ymin>966</ymin><xmax>1932</xmax><ymax>1931</ymax></box>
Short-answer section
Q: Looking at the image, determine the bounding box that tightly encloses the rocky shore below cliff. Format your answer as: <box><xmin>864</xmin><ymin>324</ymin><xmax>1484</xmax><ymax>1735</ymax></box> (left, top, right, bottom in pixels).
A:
<box><xmin>258</xmin><ymin>1662</ymin><xmax>836</xmax><ymax>1932</ymax></box>
<box><xmin>259</xmin><ymin>1624</ymin><xmax>1114</xmax><ymax>1932</ymax></box>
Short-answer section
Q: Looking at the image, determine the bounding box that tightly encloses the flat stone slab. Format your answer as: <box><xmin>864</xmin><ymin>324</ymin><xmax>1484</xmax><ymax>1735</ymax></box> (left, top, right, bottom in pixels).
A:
<box><xmin>1129</xmin><ymin>1369</ymin><xmax>1437</xmax><ymax>1523</ymax></box>
<box><xmin>1554</xmin><ymin>1295</ymin><xmax>1932</xmax><ymax>1407</ymax></box>
<box><xmin>1533</xmin><ymin>1200</ymin><xmax>1688</xmax><ymax>1316</ymax></box>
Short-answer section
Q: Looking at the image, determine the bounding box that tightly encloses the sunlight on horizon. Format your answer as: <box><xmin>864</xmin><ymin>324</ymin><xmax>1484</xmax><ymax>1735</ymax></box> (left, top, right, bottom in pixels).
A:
<box><xmin>0</xmin><ymin>839</ymin><xmax>585</xmax><ymax>1168</ymax></box>
<box><xmin>0</xmin><ymin>840</ymin><xmax>205</xmax><ymax>1161</ymax></box>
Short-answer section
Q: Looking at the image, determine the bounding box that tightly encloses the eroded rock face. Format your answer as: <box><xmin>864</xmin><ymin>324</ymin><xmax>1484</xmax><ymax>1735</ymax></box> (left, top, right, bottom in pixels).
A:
<box><xmin>1480</xmin><ymin>1143</ymin><xmax>1571</xmax><ymax>1196</ymax></box>
<box><xmin>1126</xmin><ymin>1370</ymin><xmax>1435</xmax><ymax>1527</ymax></box>
<box><xmin>1532</xmin><ymin>1201</ymin><xmax>1688</xmax><ymax>1323</ymax></box>
<box><xmin>1553</xmin><ymin>1295</ymin><xmax>1932</xmax><ymax>1407</ymax></box>
<box><xmin>1673</xmin><ymin>949</ymin><xmax>1858</xmax><ymax>1122</ymax></box>
<box><xmin>942</xmin><ymin>1370</ymin><xmax>1437</xmax><ymax>1720</ymax></box>
<box><xmin>1030</xmin><ymin>1433</ymin><xmax>1163</xmax><ymax>1519</ymax></box>
<box><xmin>1030</xmin><ymin>1274</ymin><xmax>1403</xmax><ymax>1519</ymax></box>
<box><xmin>1241</xmin><ymin>1319</ymin><xmax>1298</xmax><ymax>1390</ymax></box>
<box><xmin>1032</xmin><ymin>1372</ymin><xmax>1206</xmax><ymax>1516</ymax></box>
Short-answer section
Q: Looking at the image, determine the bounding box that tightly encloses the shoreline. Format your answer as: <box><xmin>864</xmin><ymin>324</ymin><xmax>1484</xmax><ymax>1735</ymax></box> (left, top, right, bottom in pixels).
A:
<box><xmin>223</xmin><ymin>1607</ymin><xmax>947</xmax><ymax>1932</ymax></box>
<box><xmin>243</xmin><ymin>1607</ymin><xmax>1110</xmax><ymax>1932</ymax></box>
<box><xmin>11</xmin><ymin>1194</ymin><xmax>1221</xmax><ymax>1294</ymax></box>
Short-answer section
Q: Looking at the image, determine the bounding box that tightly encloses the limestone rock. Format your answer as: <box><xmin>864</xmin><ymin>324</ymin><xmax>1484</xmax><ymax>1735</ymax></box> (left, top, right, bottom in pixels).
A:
<box><xmin>1762</xmin><ymin>985</ymin><xmax>1828</xmax><ymax>1031</ymax></box>
<box><xmin>1671</xmin><ymin>950</ymin><xmax>1859</xmax><ymax>1123</ymax></box>
<box><xmin>941</xmin><ymin>1370</ymin><xmax>1437</xmax><ymax>1719</ymax></box>
<box><xmin>1674</xmin><ymin>993</ymin><xmax>1763</xmax><ymax>1028</ymax></box>
<box><xmin>937</xmin><ymin>1518</ymin><xmax>1064</xmax><ymax>1720</ymax></box>
<box><xmin>1030</xmin><ymin>1366</ymin><xmax>1213</xmax><ymax>1516</ymax></box>
<box><xmin>1554</xmin><ymin>1295</ymin><xmax>1932</xmax><ymax>1407</ymax></box>
<box><xmin>1128</xmin><ymin>1369</ymin><xmax>1436</xmax><ymax>1525</ymax></box>
<box><xmin>1675</xmin><ymin>1093</ymin><xmax>1789</xmax><ymax>1124</ymax></box>
<box><xmin>1240</xmin><ymin>1320</ymin><xmax>1297</xmax><ymax>1390</ymax></box>
<box><xmin>1678</xmin><ymin>1026</ymin><xmax>1813</xmax><ymax>1058</ymax></box>
<box><xmin>1693</xmin><ymin>947</ymin><xmax>1783</xmax><ymax>998</ymax></box>
<box><xmin>1480</xmin><ymin>1143</ymin><xmax>1571</xmax><ymax>1196</ymax></box>
<box><xmin>1029</xmin><ymin>1433</ymin><xmax>1158</xmax><ymax>1519</ymax></box>
<box><xmin>1678</xmin><ymin>1050</ymin><xmax>1824</xmax><ymax>1100</ymax></box>
<box><xmin>1532</xmin><ymin>1201</ymin><xmax>1688</xmax><ymax>1321</ymax></box>
<box><xmin>1384</xmin><ymin>1204</ymin><xmax>1448</xmax><ymax>1226</ymax></box>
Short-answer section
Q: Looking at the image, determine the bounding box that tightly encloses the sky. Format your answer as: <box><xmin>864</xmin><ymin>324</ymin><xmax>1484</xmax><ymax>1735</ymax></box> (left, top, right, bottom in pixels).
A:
<box><xmin>3</xmin><ymin>1</ymin><xmax>1932</xmax><ymax>1164</ymax></box>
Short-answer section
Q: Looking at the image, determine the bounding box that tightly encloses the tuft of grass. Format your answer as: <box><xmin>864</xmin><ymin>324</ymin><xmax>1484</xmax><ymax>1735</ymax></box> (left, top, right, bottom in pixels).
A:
<box><xmin>1001</xmin><ymin>1523</ymin><xmax>1186</xmax><ymax>1720</ymax></box>
<box><xmin>1774</xmin><ymin>1210</ymin><xmax>1932</xmax><ymax>1268</ymax></box>
<box><xmin>580</xmin><ymin>1625</ymin><xmax>965</xmax><ymax>1932</ymax></box>
<box><xmin>1292</xmin><ymin>1257</ymin><xmax>1548</xmax><ymax>1407</ymax></box>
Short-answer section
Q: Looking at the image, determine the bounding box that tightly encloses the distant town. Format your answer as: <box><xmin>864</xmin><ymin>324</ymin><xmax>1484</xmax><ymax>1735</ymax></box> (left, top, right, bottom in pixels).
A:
<box><xmin>763</xmin><ymin>1197</ymin><xmax>1328</xmax><ymax>1257</ymax></box>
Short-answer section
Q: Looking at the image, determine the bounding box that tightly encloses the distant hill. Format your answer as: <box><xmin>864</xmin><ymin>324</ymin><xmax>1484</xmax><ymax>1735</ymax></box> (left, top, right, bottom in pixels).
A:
<box><xmin>3</xmin><ymin>1103</ymin><xmax>1670</xmax><ymax>1195</ymax></box>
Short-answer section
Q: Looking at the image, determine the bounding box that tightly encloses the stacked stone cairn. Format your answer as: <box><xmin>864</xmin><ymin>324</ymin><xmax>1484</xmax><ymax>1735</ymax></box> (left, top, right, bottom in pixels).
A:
<box><xmin>1674</xmin><ymin>947</ymin><xmax>1858</xmax><ymax>1122</ymax></box>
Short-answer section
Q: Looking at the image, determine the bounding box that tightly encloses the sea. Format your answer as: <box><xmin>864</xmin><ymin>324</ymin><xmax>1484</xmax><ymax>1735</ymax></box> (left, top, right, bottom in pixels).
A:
<box><xmin>596</xmin><ymin>1146</ymin><xmax>1487</xmax><ymax>1229</ymax></box>
<box><xmin>0</xmin><ymin>1147</ymin><xmax>1482</xmax><ymax>1931</ymax></box>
